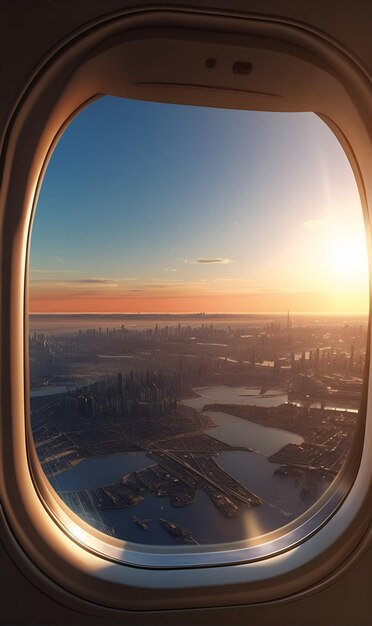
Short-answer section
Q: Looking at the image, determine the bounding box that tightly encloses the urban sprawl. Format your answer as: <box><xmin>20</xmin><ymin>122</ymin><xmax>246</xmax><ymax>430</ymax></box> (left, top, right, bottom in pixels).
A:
<box><xmin>30</xmin><ymin>314</ymin><xmax>365</xmax><ymax>544</ymax></box>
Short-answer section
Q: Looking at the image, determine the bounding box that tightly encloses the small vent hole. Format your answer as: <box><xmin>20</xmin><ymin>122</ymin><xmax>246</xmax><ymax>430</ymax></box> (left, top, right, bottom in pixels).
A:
<box><xmin>205</xmin><ymin>58</ymin><xmax>217</xmax><ymax>69</ymax></box>
<box><xmin>232</xmin><ymin>61</ymin><xmax>252</xmax><ymax>75</ymax></box>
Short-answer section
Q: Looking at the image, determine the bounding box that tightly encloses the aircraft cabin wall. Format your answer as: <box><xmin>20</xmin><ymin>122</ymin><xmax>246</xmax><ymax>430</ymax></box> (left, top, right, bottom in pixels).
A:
<box><xmin>0</xmin><ymin>1</ymin><xmax>371</xmax><ymax>624</ymax></box>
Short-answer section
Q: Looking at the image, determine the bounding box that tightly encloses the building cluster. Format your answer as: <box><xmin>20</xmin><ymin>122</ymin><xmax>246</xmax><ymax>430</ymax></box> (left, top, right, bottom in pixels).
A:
<box><xmin>64</xmin><ymin>370</ymin><xmax>181</xmax><ymax>419</ymax></box>
<box><xmin>29</xmin><ymin>317</ymin><xmax>367</xmax><ymax>398</ymax></box>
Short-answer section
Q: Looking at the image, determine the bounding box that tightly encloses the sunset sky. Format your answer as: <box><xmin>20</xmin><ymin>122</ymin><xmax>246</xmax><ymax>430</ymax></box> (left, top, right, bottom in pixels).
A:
<box><xmin>29</xmin><ymin>96</ymin><xmax>369</xmax><ymax>314</ymax></box>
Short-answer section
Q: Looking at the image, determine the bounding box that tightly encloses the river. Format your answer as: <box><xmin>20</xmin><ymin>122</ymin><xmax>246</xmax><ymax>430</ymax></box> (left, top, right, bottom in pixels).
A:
<box><xmin>184</xmin><ymin>385</ymin><xmax>288</xmax><ymax>408</ymax></box>
<box><xmin>48</xmin><ymin>387</ymin><xmax>326</xmax><ymax>546</ymax></box>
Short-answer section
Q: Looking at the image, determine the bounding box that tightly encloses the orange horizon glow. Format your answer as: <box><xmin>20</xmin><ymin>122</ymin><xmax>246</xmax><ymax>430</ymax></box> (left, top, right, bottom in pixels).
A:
<box><xmin>29</xmin><ymin>290</ymin><xmax>369</xmax><ymax>315</ymax></box>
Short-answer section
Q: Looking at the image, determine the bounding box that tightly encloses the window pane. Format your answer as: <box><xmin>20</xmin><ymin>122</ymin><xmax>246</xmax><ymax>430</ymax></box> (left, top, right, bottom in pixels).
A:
<box><xmin>29</xmin><ymin>97</ymin><xmax>368</xmax><ymax>547</ymax></box>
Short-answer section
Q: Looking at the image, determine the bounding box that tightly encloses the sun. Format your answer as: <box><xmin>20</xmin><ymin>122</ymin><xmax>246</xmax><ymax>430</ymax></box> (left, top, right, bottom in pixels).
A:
<box><xmin>328</xmin><ymin>231</ymin><xmax>369</xmax><ymax>286</ymax></box>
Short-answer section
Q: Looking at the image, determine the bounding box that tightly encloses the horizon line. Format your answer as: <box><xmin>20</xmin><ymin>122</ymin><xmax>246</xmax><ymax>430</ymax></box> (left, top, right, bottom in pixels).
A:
<box><xmin>29</xmin><ymin>311</ymin><xmax>369</xmax><ymax>317</ymax></box>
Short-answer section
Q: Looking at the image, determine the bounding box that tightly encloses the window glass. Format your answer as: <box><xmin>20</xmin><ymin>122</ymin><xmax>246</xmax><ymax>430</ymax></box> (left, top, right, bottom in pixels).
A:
<box><xmin>29</xmin><ymin>97</ymin><xmax>368</xmax><ymax>546</ymax></box>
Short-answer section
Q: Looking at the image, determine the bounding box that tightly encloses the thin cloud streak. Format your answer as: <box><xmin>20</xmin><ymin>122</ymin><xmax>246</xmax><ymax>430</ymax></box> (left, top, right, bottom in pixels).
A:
<box><xmin>70</xmin><ymin>279</ymin><xmax>118</xmax><ymax>285</ymax></box>
<box><xmin>30</xmin><ymin>269</ymin><xmax>79</xmax><ymax>274</ymax></box>
<box><xmin>302</xmin><ymin>218</ymin><xmax>328</xmax><ymax>230</ymax></box>
<box><xmin>184</xmin><ymin>257</ymin><xmax>234</xmax><ymax>264</ymax></box>
<box><xmin>30</xmin><ymin>278</ymin><xmax>119</xmax><ymax>286</ymax></box>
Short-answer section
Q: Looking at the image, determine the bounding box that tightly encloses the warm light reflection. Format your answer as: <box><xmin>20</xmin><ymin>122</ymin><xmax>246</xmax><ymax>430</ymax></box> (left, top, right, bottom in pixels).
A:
<box><xmin>242</xmin><ymin>509</ymin><xmax>264</xmax><ymax>540</ymax></box>
<box><xmin>68</xmin><ymin>520</ymin><xmax>90</xmax><ymax>545</ymax></box>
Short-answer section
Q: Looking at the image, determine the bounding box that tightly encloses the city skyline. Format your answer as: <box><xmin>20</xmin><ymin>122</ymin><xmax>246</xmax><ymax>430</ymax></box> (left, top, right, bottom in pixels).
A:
<box><xmin>29</xmin><ymin>97</ymin><xmax>369</xmax><ymax>314</ymax></box>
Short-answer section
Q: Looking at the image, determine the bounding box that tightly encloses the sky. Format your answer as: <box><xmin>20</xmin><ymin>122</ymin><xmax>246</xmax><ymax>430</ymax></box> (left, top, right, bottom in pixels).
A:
<box><xmin>29</xmin><ymin>96</ymin><xmax>369</xmax><ymax>314</ymax></box>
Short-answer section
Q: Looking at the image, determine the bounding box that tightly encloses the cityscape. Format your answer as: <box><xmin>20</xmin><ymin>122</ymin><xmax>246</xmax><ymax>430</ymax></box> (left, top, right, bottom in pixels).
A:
<box><xmin>30</xmin><ymin>313</ymin><xmax>365</xmax><ymax>545</ymax></box>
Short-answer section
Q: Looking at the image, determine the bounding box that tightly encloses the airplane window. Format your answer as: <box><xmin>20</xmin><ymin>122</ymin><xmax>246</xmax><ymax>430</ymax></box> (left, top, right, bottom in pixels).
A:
<box><xmin>28</xmin><ymin>96</ymin><xmax>369</xmax><ymax>549</ymax></box>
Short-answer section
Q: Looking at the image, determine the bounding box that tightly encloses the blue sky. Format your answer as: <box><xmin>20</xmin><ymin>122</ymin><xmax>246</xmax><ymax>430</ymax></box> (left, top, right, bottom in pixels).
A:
<box><xmin>29</xmin><ymin>96</ymin><xmax>368</xmax><ymax>313</ymax></box>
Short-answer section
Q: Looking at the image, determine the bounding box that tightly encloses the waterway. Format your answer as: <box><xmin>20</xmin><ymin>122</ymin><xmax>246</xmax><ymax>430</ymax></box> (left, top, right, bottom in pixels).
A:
<box><xmin>30</xmin><ymin>381</ymin><xmax>358</xmax><ymax>413</ymax></box>
<box><xmin>50</xmin><ymin>451</ymin><xmax>154</xmax><ymax>492</ymax></box>
<box><xmin>49</xmin><ymin>396</ymin><xmax>323</xmax><ymax>546</ymax></box>
<box><xmin>202</xmin><ymin>411</ymin><xmax>302</xmax><ymax>456</ymax></box>
<box><xmin>30</xmin><ymin>385</ymin><xmax>73</xmax><ymax>398</ymax></box>
<box><xmin>183</xmin><ymin>385</ymin><xmax>288</xmax><ymax>408</ymax></box>
<box><xmin>182</xmin><ymin>385</ymin><xmax>358</xmax><ymax>415</ymax></box>
<box><xmin>96</xmin><ymin>354</ymin><xmax>134</xmax><ymax>359</ymax></box>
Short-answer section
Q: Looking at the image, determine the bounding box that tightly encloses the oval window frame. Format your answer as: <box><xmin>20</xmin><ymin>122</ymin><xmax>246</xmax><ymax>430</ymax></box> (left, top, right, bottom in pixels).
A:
<box><xmin>0</xmin><ymin>5</ymin><xmax>371</xmax><ymax>613</ymax></box>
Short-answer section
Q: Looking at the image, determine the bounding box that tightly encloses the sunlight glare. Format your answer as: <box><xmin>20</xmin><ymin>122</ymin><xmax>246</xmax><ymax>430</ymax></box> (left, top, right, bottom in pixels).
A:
<box><xmin>328</xmin><ymin>231</ymin><xmax>369</xmax><ymax>285</ymax></box>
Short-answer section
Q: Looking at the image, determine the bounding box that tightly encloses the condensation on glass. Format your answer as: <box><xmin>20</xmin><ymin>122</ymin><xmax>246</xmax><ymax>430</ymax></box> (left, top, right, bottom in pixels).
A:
<box><xmin>28</xmin><ymin>97</ymin><xmax>369</xmax><ymax>547</ymax></box>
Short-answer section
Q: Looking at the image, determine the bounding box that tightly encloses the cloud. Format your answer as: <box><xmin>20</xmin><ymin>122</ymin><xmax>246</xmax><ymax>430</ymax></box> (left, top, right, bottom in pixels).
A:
<box><xmin>302</xmin><ymin>218</ymin><xmax>328</xmax><ymax>230</ymax></box>
<box><xmin>70</xmin><ymin>278</ymin><xmax>118</xmax><ymax>285</ymax></box>
<box><xmin>214</xmin><ymin>277</ymin><xmax>242</xmax><ymax>282</ymax></box>
<box><xmin>30</xmin><ymin>276</ymin><xmax>119</xmax><ymax>286</ymax></box>
<box><xmin>254</xmin><ymin>285</ymin><xmax>317</xmax><ymax>294</ymax></box>
<box><xmin>148</xmin><ymin>282</ymin><xmax>187</xmax><ymax>289</ymax></box>
<box><xmin>185</xmin><ymin>257</ymin><xmax>234</xmax><ymax>265</ymax></box>
<box><xmin>30</xmin><ymin>269</ymin><xmax>79</xmax><ymax>274</ymax></box>
<box><xmin>150</xmin><ymin>278</ymin><xmax>180</xmax><ymax>283</ymax></box>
